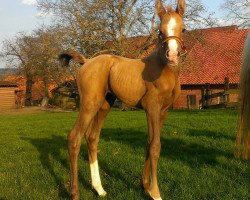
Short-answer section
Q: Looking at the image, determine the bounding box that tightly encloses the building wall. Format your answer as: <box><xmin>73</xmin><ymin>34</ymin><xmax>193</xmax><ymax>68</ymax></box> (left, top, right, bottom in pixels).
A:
<box><xmin>0</xmin><ymin>87</ymin><xmax>17</xmax><ymax>110</ymax></box>
<box><xmin>173</xmin><ymin>89</ymin><xmax>202</xmax><ymax>109</ymax></box>
<box><xmin>173</xmin><ymin>88</ymin><xmax>239</xmax><ymax>109</ymax></box>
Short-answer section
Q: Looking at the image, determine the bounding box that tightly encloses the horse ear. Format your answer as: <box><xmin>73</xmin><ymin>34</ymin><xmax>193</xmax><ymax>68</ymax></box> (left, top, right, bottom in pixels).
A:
<box><xmin>156</xmin><ymin>0</ymin><xmax>166</xmax><ymax>19</ymax></box>
<box><xmin>176</xmin><ymin>0</ymin><xmax>186</xmax><ymax>16</ymax></box>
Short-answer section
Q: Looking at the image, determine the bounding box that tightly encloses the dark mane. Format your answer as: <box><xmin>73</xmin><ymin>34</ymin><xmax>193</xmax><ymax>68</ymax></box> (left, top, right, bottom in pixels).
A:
<box><xmin>166</xmin><ymin>6</ymin><xmax>174</xmax><ymax>12</ymax></box>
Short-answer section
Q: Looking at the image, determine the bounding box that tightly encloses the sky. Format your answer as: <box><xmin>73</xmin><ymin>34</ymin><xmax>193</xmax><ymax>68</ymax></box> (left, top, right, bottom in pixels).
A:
<box><xmin>0</xmin><ymin>0</ymin><xmax>46</xmax><ymax>42</ymax></box>
<box><xmin>0</xmin><ymin>0</ymin><xmax>226</xmax><ymax>68</ymax></box>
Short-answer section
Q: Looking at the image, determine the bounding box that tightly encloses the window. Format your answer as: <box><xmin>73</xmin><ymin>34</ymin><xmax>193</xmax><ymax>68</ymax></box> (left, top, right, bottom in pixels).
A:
<box><xmin>187</xmin><ymin>95</ymin><xmax>197</xmax><ymax>109</ymax></box>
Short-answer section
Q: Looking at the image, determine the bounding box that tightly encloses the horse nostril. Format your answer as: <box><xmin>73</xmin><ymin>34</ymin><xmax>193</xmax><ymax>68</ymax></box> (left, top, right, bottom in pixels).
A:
<box><xmin>168</xmin><ymin>51</ymin><xmax>178</xmax><ymax>57</ymax></box>
<box><xmin>166</xmin><ymin>50</ymin><xmax>170</xmax><ymax>58</ymax></box>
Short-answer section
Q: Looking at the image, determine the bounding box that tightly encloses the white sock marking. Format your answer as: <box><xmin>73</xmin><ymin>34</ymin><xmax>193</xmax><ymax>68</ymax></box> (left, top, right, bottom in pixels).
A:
<box><xmin>90</xmin><ymin>160</ymin><xmax>107</xmax><ymax>196</ymax></box>
<box><xmin>148</xmin><ymin>190</ymin><xmax>162</xmax><ymax>200</ymax></box>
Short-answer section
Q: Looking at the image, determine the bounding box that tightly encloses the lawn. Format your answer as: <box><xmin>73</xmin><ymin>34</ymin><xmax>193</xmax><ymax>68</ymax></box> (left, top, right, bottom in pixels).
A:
<box><xmin>0</xmin><ymin>109</ymin><xmax>249</xmax><ymax>200</ymax></box>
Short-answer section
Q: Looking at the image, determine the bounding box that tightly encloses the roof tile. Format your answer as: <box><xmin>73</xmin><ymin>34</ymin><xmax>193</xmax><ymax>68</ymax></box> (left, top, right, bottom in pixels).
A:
<box><xmin>181</xmin><ymin>27</ymin><xmax>250</xmax><ymax>85</ymax></box>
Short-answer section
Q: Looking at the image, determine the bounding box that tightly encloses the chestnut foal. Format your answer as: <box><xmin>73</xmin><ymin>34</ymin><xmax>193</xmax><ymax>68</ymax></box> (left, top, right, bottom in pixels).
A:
<box><xmin>59</xmin><ymin>0</ymin><xmax>186</xmax><ymax>199</ymax></box>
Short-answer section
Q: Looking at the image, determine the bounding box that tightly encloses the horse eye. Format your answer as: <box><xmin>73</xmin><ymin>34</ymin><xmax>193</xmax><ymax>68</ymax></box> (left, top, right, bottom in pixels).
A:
<box><xmin>182</xmin><ymin>28</ymin><xmax>186</xmax><ymax>33</ymax></box>
<box><xmin>158</xmin><ymin>31</ymin><xmax>164</xmax><ymax>39</ymax></box>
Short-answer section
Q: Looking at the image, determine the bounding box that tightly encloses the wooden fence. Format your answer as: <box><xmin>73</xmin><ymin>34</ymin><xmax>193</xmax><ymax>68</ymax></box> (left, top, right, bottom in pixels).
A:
<box><xmin>201</xmin><ymin>78</ymin><xmax>239</xmax><ymax>109</ymax></box>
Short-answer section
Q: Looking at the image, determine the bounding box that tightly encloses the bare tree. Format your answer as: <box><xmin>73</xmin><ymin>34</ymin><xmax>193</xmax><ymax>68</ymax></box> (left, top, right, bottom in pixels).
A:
<box><xmin>165</xmin><ymin>0</ymin><xmax>219</xmax><ymax>29</ymax></box>
<box><xmin>221</xmin><ymin>0</ymin><xmax>250</xmax><ymax>28</ymax></box>
<box><xmin>1</xmin><ymin>27</ymin><xmax>66</xmax><ymax>105</ymax></box>
<box><xmin>30</xmin><ymin>27</ymin><xmax>68</xmax><ymax>98</ymax></box>
<box><xmin>2</xmin><ymin>33</ymin><xmax>38</xmax><ymax>106</ymax></box>
<box><xmin>37</xmin><ymin>0</ymin><xmax>217</xmax><ymax>58</ymax></box>
<box><xmin>37</xmin><ymin>0</ymin><xmax>156</xmax><ymax>57</ymax></box>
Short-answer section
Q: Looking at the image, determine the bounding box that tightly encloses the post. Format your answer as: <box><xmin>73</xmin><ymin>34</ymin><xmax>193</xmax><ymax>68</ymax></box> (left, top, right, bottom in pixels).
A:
<box><xmin>201</xmin><ymin>86</ymin><xmax>206</xmax><ymax>108</ymax></box>
<box><xmin>224</xmin><ymin>77</ymin><xmax>230</xmax><ymax>103</ymax></box>
<box><xmin>203</xmin><ymin>83</ymin><xmax>210</xmax><ymax>108</ymax></box>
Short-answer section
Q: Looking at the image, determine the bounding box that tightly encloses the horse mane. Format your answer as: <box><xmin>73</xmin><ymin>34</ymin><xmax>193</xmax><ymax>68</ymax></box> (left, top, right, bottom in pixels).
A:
<box><xmin>166</xmin><ymin>6</ymin><xmax>174</xmax><ymax>13</ymax></box>
<box><xmin>235</xmin><ymin>33</ymin><xmax>250</xmax><ymax>160</ymax></box>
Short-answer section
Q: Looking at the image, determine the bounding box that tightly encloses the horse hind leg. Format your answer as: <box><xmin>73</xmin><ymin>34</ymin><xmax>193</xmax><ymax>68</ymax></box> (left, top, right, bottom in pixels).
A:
<box><xmin>85</xmin><ymin>94</ymin><xmax>115</xmax><ymax>196</ymax></box>
<box><xmin>68</xmin><ymin>98</ymin><xmax>107</xmax><ymax>199</ymax></box>
<box><xmin>68</xmin><ymin>114</ymin><xmax>92</xmax><ymax>199</ymax></box>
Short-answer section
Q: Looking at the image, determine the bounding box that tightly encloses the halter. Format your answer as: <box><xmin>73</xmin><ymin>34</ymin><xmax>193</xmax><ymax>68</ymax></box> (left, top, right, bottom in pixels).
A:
<box><xmin>162</xmin><ymin>36</ymin><xmax>187</xmax><ymax>56</ymax></box>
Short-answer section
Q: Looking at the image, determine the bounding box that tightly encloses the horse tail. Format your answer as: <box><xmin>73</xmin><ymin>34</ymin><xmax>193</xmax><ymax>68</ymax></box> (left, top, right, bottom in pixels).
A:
<box><xmin>58</xmin><ymin>50</ymin><xmax>87</xmax><ymax>67</ymax></box>
<box><xmin>235</xmin><ymin>33</ymin><xmax>250</xmax><ymax>160</ymax></box>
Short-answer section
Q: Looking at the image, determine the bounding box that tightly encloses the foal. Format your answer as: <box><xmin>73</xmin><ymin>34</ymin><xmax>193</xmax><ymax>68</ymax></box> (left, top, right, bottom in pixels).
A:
<box><xmin>59</xmin><ymin>0</ymin><xmax>186</xmax><ymax>199</ymax></box>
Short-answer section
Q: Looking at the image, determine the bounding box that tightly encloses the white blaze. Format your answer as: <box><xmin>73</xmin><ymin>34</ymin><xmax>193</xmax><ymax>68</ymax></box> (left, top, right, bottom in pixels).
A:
<box><xmin>90</xmin><ymin>160</ymin><xmax>107</xmax><ymax>196</ymax></box>
<box><xmin>167</xmin><ymin>18</ymin><xmax>178</xmax><ymax>52</ymax></box>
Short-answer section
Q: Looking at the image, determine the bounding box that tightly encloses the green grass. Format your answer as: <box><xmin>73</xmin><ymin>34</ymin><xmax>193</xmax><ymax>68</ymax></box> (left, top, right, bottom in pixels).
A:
<box><xmin>0</xmin><ymin>109</ymin><xmax>249</xmax><ymax>200</ymax></box>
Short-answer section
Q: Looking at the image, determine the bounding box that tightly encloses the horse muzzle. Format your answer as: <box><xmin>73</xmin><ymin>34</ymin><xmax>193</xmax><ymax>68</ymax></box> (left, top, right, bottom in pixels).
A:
<box><xmin>162</xmin><ymin>36</ymin><xmax>187</xmax><ymax>65</ymax></box>
<box><xmin>166</xmin><ymin>50</ymin><xmax>179</xmax><ymax>65</ymax></box>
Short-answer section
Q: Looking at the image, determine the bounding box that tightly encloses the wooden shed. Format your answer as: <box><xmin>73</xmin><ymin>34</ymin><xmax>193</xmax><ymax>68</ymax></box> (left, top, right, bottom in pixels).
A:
<box><xmin>0</xmin><ymin>81</ymin><xmax>18</xmax><ymax>110</ymax></box>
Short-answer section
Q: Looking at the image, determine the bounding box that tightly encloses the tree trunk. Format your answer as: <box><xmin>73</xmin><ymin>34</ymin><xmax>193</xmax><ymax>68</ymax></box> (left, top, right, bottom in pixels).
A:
<box><xmin>25</xmin><ymin>75</ymin><xmax>33</xmax><ymax>106</ymax></box>
<box><xmin>43</xmin><ymin>77</ymin><xmax>49</xmax><ymax>98</ymax></box>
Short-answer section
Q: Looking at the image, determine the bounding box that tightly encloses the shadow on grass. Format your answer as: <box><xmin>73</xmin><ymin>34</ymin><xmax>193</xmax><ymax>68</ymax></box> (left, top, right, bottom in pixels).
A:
<box><xmin>101</xmin><ymin>128</ymin><xmax>233</xmax><ymax>167</ymax></box>
<box><xmin>186</xmin><ymin>128</ymin><xmax>236</xmax><ymax>141</ymax></box>
<box><xmin>20</xmin><ymin>135</ymin><xmax>87</xmax><ymax>199</ymax></box>
<box><xmin>20</xmin><ymin>135</ymin><xmax>96</xmax><ymax>198</ymax></box>
<box><xmin>19</xmin><ymin>126</ymin><xmax>247</xmax><ymax>199</ymax></box>
<box><xmin>20</xmin><ymin>135</ymin><xmax>70</xmax><ymax>199</ymax></box>
<box><xmin>99</xmin><ymin>160</ymin><xmax>149</xmax><ymax>199</ymax></box>
<box><xmin>20</xmin><ymin>134</ymin><xmax>149</xmax><ymax>199</ymax></box>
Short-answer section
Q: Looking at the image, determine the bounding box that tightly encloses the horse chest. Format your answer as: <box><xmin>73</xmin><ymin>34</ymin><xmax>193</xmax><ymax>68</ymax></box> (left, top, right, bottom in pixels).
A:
<box><xmin>156</xmin><ymin>69</ymin><xmax>177</xmax><ymax>94</ymax></box>
<box><xmin>144</xmin><ymin>69</ymin><xmax>180</xmax><ymax>107</ymax></box>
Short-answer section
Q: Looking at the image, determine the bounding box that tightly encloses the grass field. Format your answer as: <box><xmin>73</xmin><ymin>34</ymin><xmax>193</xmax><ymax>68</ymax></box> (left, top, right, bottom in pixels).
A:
<box><xmin>0</xmin><ymin>109</ymin><xmax>249</xmax><ymax>200</ymax></box>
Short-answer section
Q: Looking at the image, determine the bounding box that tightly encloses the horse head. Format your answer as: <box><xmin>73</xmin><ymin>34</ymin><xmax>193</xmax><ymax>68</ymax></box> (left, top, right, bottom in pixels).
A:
<box><xmin>156</xmin><ymin>0</ymin><xmax>186</xmax><ymax>66</ymax></box>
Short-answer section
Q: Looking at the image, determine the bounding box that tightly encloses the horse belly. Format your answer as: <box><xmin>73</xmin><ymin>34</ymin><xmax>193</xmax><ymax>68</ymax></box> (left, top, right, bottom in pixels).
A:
<box><xmin>109</xmin><ymin>65</ymin><xmax>146</xmax><ymax>107</ymax></box>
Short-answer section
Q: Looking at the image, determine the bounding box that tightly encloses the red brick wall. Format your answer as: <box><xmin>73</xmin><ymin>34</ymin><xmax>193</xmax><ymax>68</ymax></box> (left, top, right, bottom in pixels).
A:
<box><xmin>173</xmin><ymin>88</ymin><xmax>239</xmax><ymax>109</ymax></box>
<box><xmin>173</xmin><ymin>89</ymin><xmax>202</xmax><ymax>109</ymax></box>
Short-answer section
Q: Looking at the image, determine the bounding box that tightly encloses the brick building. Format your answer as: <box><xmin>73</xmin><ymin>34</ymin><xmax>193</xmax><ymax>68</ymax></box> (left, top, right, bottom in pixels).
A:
<box><xmin>173</xmin><ymin>26</ymin><xmax>249</xmax><ymax>109</ymax></box>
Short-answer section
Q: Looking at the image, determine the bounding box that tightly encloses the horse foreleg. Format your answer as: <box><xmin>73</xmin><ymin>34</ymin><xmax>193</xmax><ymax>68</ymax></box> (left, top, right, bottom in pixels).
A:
<box><xmin>142</xmin><ymin>111</ymin><xmax>153</xmax><ymax>191</ymax></box>
<box><xmin>143</xmin><ymin>105</ymin><xmax>162</xmax><ymax>200</ymax></box>
<box><xmin>85</xmin><ymin>100</ymin><xmax>111</xmax><ymax>196</ymax></box>
<box><xmin>142</xmin><ymin>138</ymin><xmax>152</xmax><ymax>192</ymax></box>
<box><xmin>160</xmin><ymin>109</ymin><xmax>168</xmax><ymax>131</ymax></box>
<box><xmin>148</xmin><ymin>116</ymin><xmax>162</xmax><ymax>200</ymax></box>
<box><xmin>142</xmin><ymin>109</ymin><xmax>167</xmax><ymax>197</ymax></box>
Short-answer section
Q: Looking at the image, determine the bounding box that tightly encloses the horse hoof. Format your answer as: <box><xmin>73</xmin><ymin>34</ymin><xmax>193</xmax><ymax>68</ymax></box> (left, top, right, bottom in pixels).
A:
<box><xmin>93</xmin><ymin>185</ymin><xmax>107</xmax><ymax>197</ymax></box>
<box><xmin>99</xmin><ymin>190</ymin><xmax>107</xmax><ymax>197</ymax></box>
<box><xmin>147</xmin><ymin>190</ymin><xmax>162</xmax><ymax>200</ymax></box>
<box><xmin>151</xmin><ymin>197</ymin><xmax>162</xmax><ymax>200</ymax></box>
<box><xmin>71</xmin><ymin>194</ymin><xmax>80</xmax><ymax>200</ymax></box>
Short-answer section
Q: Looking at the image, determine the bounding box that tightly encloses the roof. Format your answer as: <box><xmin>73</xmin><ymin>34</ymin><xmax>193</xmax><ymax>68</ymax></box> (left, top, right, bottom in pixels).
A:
<box><xmin>181</xmin><ymin>26</ymin><xmax>250</xmax><ymax>85</ymax></box>
<box><xmin>0</xmin><ymin>81</ymin><xmax>18</xmax><ymax>87</ymax></box>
